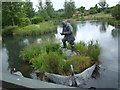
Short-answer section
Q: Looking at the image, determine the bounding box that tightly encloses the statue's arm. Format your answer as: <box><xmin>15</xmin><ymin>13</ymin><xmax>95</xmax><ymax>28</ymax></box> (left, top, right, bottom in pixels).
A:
<box><xmin>62</xmin><ymin>26</ymin><xmax>72</xmax><ymax>35</ymax></box>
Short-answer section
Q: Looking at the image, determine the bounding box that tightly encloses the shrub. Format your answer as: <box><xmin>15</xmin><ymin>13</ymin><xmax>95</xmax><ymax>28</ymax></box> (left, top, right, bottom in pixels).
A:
<box><xmin>2</xmin><ymin>25</ymin><xmax>18</xmax><ymax>36</ymax></box>
<box><xmin>111</xmin><ymin>5</ymin><xmax>120</xmax><ymax>20</ymax></box>
<box><xmin>19</xmin><ymin>18</ymin><xmax>31</xmax><ymax>27</ymax></box>
<box><xmin>31</xmin><ymin>17</ymin><xmax>43</xmax><ymax>24</ymax></box>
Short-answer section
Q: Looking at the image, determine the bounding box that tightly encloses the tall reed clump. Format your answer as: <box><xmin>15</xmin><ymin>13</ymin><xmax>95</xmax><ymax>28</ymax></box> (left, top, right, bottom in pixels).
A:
<box><xmin>87</xmin><ymin>41</ymin><xmax>100</xmax><ymax>60</ymax></box>
<box><xmin>67</xmin><ymin>40</ymin><xmax>100</xmax><ymax>61</ymax></box>
<box><xmin>13</xmin><ymin>21</ymin><xmax>56</xmax><ymax>36</ymax></box>
<box><xmin>20</xmin><ymin>40</ymin><xmax>100</xmax><ymax>75</ymax></box>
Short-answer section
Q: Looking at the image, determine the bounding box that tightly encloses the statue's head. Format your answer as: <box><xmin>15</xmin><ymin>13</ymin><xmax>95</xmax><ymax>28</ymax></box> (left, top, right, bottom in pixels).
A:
<box><xmin>62</xmin><ymin>21</ymin><xmax>67</xmax><ymax>27</ymax></box>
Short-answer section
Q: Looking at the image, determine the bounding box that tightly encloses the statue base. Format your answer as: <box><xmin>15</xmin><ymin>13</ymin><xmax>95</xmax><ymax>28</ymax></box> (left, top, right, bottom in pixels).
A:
<box><xmin>60</xmin><ymin>47</ymin><xmax>77</xmax><ymax>57</ymax></box>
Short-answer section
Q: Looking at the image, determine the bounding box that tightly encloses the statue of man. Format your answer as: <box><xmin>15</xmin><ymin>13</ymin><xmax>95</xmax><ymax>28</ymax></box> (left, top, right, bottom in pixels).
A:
<box><xmin>61</xmin><ymin>21</ymin><xmax>75</xmax><ymax>52</ymax></box>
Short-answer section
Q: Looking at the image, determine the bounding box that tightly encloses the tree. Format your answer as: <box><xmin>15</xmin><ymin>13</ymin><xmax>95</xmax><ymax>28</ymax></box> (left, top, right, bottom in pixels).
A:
<box><xmin>23</xmin><ymin>0</ymin><xmax>35</xmax><ymax>18</ymax></box>
<box><xmin>111</xmin><ymin>4</ymin><xmax>120</xmax><ymax>20</ymax></box>
<box><xmin>64</xmin><ymin>0</ymin><xmax>76</xmax><ymax>18</ymax></box>
<box><xmin>37</xmin><ymin>0</ymin><xmax>50</xmax><ymax>21</ymax></box>
<box><xmin>89</xmin><ymin>7</ymin><xmax>98</xmax><ymax>14</ymax></box>
<box><xmin>94</xmin><ymin>4</ymin><xmax>98</xmax><ymax>10</ymax></box>
<box><xmin>98</xmin><ymin>0</ymin><xmax>108</xmax><ymax>11</ymax></box>
<box><xmin>38</xmin><ymin>0</ymin><xmax>43</xmax><ymax>12</ymax></box>
<box><xmin>77</xmin><ymin>6</ymin><xmax>85</xmax><ymax>13</ymax></box>
<box><xmin>2</xmin><ymin>2</ymin><xmax>26</xmax><ymax>26</ymax></box>
<box><xmin>45</xmin><ymin>0</ymin><xmax>55</xmax><ymax>18</ymax></box>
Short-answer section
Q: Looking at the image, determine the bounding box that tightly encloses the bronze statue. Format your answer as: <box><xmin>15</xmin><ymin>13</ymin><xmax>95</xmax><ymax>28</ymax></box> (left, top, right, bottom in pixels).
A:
<box><xmin>61</xmin><ymin>21</ymin><xmax>75</xmax><ymax>52</ymax></box>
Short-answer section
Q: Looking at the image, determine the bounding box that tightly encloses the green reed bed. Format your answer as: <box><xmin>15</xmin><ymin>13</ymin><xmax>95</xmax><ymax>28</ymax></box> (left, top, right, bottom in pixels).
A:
<box><xmin>20</xmin><ymin>40</ymin><xmax>100</xmax><ymax>75</ymax></box>
<box><xmin>13</xmin><ymin>21</ymin><xmax>57</xmax><ymax>36</ymax></box>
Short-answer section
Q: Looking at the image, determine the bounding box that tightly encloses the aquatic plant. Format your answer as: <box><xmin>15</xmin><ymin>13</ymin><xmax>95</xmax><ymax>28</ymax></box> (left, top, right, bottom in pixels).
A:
<box><xmin>13</xmin><ymin>21</ymin><xmax>56</xmax><ymax>36</ymax></box>
<box><xmin>20</xmin><ymin>40</ymin><xmax>100</xmax><ymax>75</ymax></box>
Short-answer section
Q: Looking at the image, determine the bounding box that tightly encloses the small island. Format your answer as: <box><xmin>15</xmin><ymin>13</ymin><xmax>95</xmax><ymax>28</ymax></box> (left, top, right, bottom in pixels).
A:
<box><xmin>20</xmin><ymin>40</ymin><xmax>100</xmax><ymax>77</ymax></box>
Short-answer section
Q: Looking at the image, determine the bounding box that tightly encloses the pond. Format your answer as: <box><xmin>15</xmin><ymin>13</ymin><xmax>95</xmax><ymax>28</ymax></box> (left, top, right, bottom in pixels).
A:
<box><xmin>1</xmin><ymin>20</ymin><xmax>119</xmax><ymax>88</ymax></box>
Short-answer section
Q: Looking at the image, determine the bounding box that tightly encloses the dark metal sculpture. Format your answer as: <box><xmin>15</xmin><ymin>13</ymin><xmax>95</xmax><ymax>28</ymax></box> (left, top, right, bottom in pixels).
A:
<box><xmin>61</xmin><ymin>21</ymin><xmax>75</xmax><ymax>52</ymax></box>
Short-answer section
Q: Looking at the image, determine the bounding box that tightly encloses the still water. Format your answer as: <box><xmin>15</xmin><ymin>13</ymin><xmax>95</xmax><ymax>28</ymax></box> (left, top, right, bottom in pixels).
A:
<box><xmin>1</xmin><ymin>21</ymin><xmax>119</xmax><ymax>88</ymax></box>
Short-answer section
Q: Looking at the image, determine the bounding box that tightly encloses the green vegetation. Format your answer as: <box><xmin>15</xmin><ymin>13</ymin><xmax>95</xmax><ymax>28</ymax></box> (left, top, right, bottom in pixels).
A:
<box><xmin>111</xmin><ymin>4</ymin><xmax>120</xmax><ymax>20</ymax></box>
<box><xmin>2</xmin><ymin>26</ymin><xmax>18</xmax><ymax>36</ymax></box>
<box><xmin>13</xmin><ymin>21</ymin><xmax>56</xmax><ymax>36</ymax></box>
<box><xmin>108</xmin><ymin>19</ymin><xmax>120</xmax><ymax>26</ymax></box>
<box><xmin>78</xmin><ymin>13</ymin><xmax>113</xmax><ymax>20</ymax></box>
<box><xmin>2</xmin><ymin>1</ymin><xmax>120</xmax><ymax>36</ymax></box>
<box><xmin>20</xmin><ymin>40</ymin><xmax>100</xmax><ymax>75</ymax></box>
<box><xmin>64</xmin><ymin>0</ymin><xmax>76</xmax><ymax>18</ymax></box>
<box><xmin>98</xmin><ymin>0</ymin><xmax>109</xmax><ymax>11</ymax></box>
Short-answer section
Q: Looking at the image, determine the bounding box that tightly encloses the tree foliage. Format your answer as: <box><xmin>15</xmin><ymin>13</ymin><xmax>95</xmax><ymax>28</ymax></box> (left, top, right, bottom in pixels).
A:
<box><xmin>2</xmin><ymin>2</ymin><xmax>26</xmax><ymax>26</ymax></box>
<box><xmin>64</xmin><ymin>0</ymin><xmax>76</xmax><ymax>18</ymax></box>
<box><xmin>45</xmin><ymin>0</ymin><xmax>55</xmax><ymax>18</ymax></box>
<box><xmin>2</xmin><ymin>2</ymin><xmax>36</xmax><ymax>26</ymax></box>
<box><xmin>77</xmin><ymin>6</ymin><xmax>85</xmax><ymax>13</ymax></box>
<box><xmin>98</xmin><ymin>0</ymin><xmax>108</xmax><ymax>11</ymax></box>
<box><xmin>111</xmin><ymin>4</ymin><xmax>120</xmax><ymax>20</ymax></box>
<box><xmin>89</xmin><ymin>7</ymin><xmax>98</xmax><ymax>14</ymax></box>
<box><xmin>23</xmin><ymin>1</ymin><xmax>35</xmax><ymax>18</ymax></box>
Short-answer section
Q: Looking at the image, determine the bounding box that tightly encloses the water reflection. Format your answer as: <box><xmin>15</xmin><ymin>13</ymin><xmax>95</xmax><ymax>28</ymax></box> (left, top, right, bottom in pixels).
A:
<box><xmin>99</xmin><ymin>22</ymin><xmax>108</xmax><ymax>32</ymax></box>
<box><xmin>111</xmin><ymin>26</ymin><xmax>120</xmax><ymax>38</ymax></box>
<box><xmin>21</xmin><ymin>39</ymin><xmax>30</xmax><ymax>45</ymax></box>
<box><xmin>70</xmin><ymin>21</ymin><xmax>77</xmax><ymax>36</ymax></box>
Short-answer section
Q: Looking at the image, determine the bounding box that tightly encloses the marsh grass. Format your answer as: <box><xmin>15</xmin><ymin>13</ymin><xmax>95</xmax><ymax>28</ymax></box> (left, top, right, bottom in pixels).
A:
<box><xmin>2</xmin><ymin>25</ymin><xmax>18</xmax><ymax>36</ymax></box>
<box><xmin>20</xmin><ymin>40</ymin><xmax>100</xmax><ymax>75</ymax></box>
<box><xmin>13</xmin><ymin>21</ymin><xmax>56</xmax><ymax>36</ymax></box>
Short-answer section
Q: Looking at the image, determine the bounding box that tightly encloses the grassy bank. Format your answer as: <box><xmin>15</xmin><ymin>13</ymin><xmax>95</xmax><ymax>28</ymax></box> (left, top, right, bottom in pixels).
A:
<box><xmin>69</xmin><ymin>13</ymin><xmax>113</xmax><ymax>21</ymax></box>
<box><xmin>20</xmin><ymin>40</ymin><xmax>100</xmax><ymax>75</ymax></box>
<box><xmin>66</xmin><ymin>12</ymin><xmax>120</xmax><ymax>26</ymax></box>
<box><xmin>107</xmin><ymin>19</ymin><xmax>120</xmax><ymax>26</ymax></box>
<box><xmin>83</xmin><ymin>13</ymin><xmax>113</xmax><ymax>20</ymax></box>
<box><xmin>2</xmin><ymin>21</ymin><xmax>57</xmax><ymax>36</ymax></box>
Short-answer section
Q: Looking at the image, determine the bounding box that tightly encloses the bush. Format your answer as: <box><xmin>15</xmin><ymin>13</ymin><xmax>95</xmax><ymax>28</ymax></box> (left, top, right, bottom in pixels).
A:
<box><xmin>2</xmin><ymin>25</ymin><xmax>18</xmax><ymax>36</ymax></box>
<box><xmin>31</xmin><ymin>17</ymin><xmax>43</xmax><ymax>24</ymax></box>
<box><xmin>19</xmin><ymin>18</ymin><xmax>31</xmax><ymax>27</ymax></box>
<box><xmin>111</xmin><ymin>5</ymin><xmax>120</xmax><ymax>20</ymax></box>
